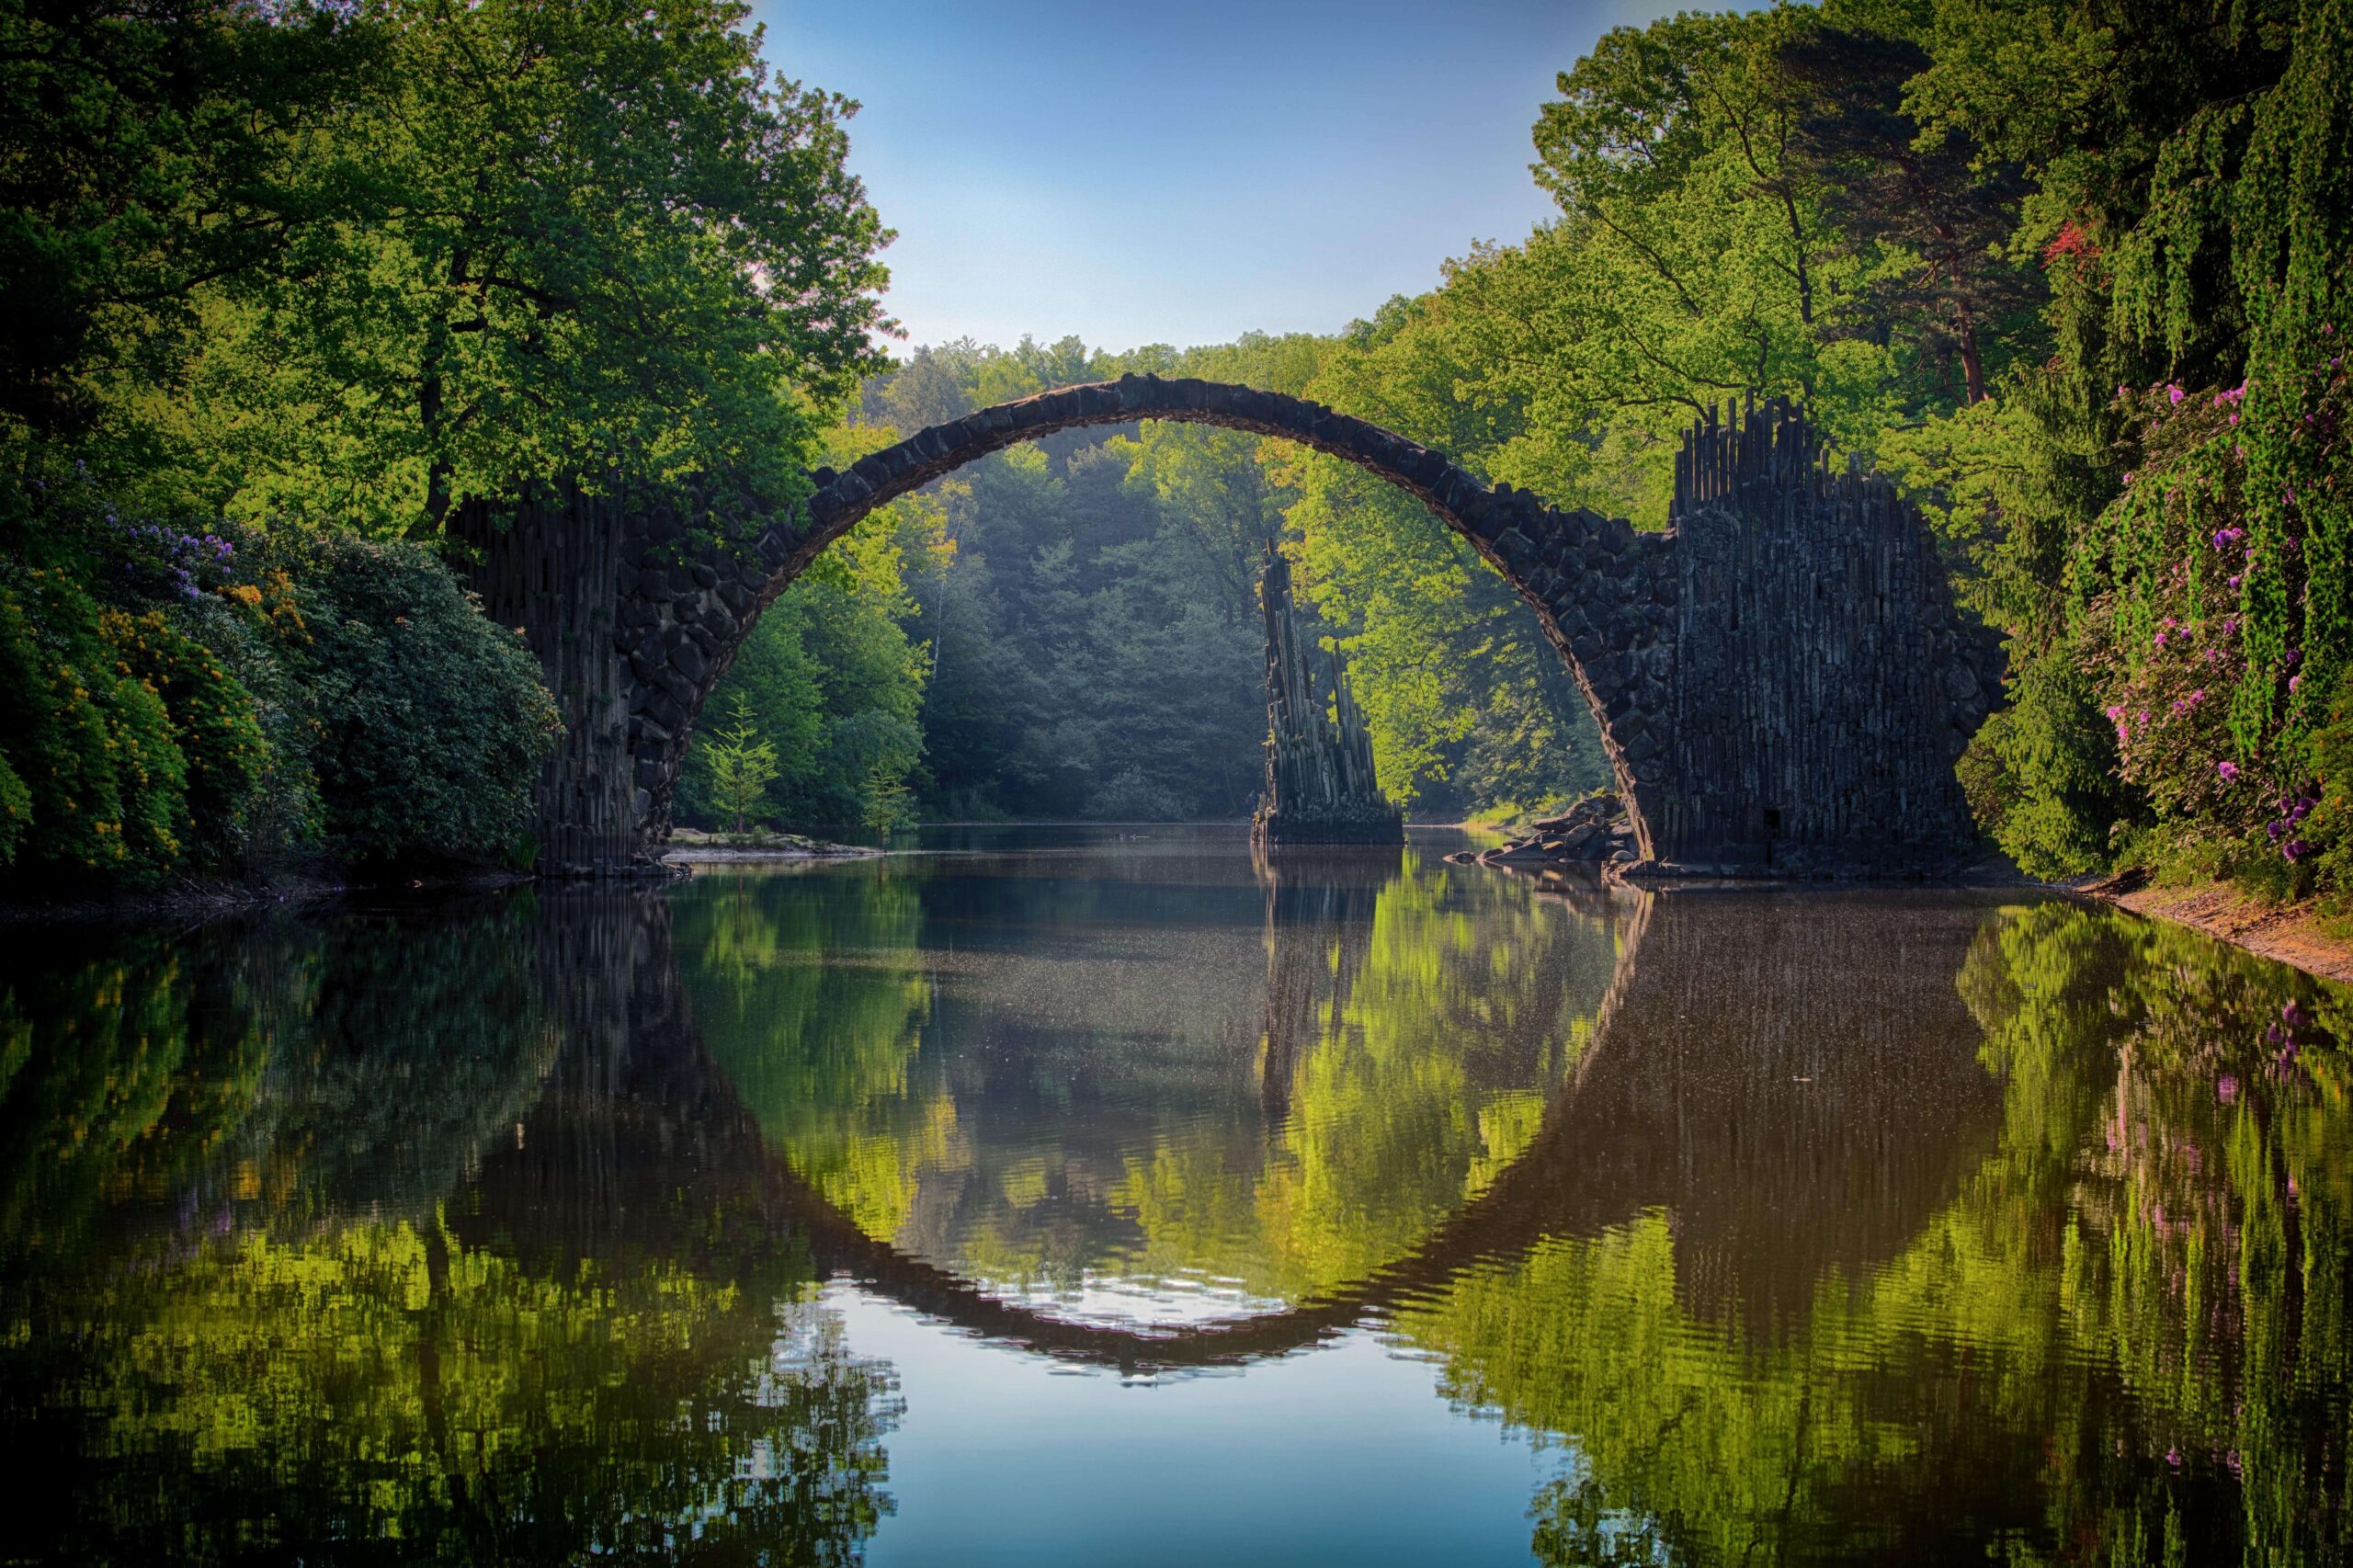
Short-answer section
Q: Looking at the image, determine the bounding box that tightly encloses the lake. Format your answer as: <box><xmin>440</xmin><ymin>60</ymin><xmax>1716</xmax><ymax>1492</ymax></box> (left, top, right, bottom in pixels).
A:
<box><xmin>3</xmin><ymin>825</ymin><xmax>2348</xmax><ymax>1564</ymax></box>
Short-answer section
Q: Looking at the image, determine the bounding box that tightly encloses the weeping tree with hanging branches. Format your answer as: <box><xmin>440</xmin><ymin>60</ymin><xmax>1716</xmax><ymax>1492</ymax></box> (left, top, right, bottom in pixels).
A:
<box><xmin>1897</xmin><ymin>0</ymin><xmax>2353</xmax><ymax>886</ymax></box>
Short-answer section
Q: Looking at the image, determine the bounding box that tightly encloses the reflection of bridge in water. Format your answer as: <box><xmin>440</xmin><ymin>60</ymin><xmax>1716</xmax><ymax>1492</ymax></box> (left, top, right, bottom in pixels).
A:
<box><xmin>465</xmin><ymin>873</ymin><xmax>2008</xmax><ymax>1371</ymax></box>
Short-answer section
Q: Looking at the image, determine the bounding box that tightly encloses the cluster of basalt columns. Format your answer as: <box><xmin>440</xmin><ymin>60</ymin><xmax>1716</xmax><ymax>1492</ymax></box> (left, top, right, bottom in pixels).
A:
<box><xmin>466</xmin><ymin>375</ymin><xmax>1995</xmax><ymax>879</ymax></box>
<box><xmin>1251</xmin><ymin>547</ymin><xmax>1403</xmax><ymax>846</ymax></box>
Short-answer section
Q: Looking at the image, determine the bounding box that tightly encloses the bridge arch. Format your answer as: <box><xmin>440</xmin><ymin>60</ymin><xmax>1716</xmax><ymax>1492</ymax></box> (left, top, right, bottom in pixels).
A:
<box><xmin>620</xmin><ymin>373</ymin><xmax>1677</xmax><ymax>858</ymax></box>
<box><xmin>463</xmin><ymin>381</ymin><xmax>1995</xmax><ymax>876</ymax></box>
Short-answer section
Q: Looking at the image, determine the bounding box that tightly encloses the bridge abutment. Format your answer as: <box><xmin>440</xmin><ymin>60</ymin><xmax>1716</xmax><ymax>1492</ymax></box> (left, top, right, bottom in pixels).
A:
<box><xmin>1650</xmin><ymin>401</ymin><xmax>1999</xmax><ymax>875</ymax></box>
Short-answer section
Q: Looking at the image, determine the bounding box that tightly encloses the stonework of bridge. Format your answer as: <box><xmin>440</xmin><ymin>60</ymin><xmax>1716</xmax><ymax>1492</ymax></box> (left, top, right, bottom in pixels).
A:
<box><xmin>462</xmin><ymin>376</ymin><xmax>1997</xmax><ymax>876</ymax></box>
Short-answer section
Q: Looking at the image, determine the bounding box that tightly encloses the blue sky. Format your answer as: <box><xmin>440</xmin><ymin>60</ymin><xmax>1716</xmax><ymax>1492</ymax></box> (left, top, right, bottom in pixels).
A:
<box><xmin>750</xmin><ymin>0</ymin><xmax>1677</xmax><ymax>356</ymax></box>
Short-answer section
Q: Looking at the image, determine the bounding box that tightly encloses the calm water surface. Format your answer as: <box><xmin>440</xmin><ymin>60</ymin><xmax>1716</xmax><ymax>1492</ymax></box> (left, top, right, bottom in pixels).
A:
<box><xmin>5</xmin><ymin>825</ymin><xmax>2351</xmax><ymax>1564</ymax></box>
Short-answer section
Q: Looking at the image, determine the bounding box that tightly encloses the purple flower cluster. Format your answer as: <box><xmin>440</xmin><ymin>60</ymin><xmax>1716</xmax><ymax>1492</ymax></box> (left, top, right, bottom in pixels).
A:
<box><xmin>2267</xmin><ymin>782</ymin><xmax>2321</xmax><ymax>861</ymax></box>
<box><xmin>122</xmin><ymin>522</ymin><xmax>234</xmax><ymax>602</ymax></box>
<box><xmin>2268</xmin><ymin>1001</ymin><xmax>2310</xmax><ymax>1065</ymax></box>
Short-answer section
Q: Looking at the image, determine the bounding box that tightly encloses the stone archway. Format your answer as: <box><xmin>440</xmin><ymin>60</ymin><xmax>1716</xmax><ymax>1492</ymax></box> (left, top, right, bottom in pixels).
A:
<box><xmin>460</xmin><ymin>380</ymin><xmax>1997</xmax><ymax>877</ymax></box>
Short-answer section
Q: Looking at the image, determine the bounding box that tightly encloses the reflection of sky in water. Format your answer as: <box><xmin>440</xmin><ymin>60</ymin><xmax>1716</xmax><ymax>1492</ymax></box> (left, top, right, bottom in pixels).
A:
<box><xmin>963</xmin><ymin>1269</ymin><xmax>1291</xmax><ymax>1329</ymax></box>
<box><xmin>828</xmin><ymin>1282</ymin><xmax>1567</xmax><ymax>1568</ymax></box>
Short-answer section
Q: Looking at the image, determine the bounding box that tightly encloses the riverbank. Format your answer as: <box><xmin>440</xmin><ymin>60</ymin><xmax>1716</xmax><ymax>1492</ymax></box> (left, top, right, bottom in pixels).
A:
<box><xmin>2082</xmin><ymin>871</ymin><xmax>2353</xmax><ymax>985</ymax></box>
<box><xmin>661</xmin><ymin>829</ymin><xmax>881</xmax><ymax>865</ymax></box>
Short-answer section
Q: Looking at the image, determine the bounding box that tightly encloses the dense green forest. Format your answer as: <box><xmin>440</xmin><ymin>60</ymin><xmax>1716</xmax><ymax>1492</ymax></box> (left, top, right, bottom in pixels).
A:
<box><xmin>4</xmin><ymin>0</ymin><xmax>2351</xmax><ymax>898</ymax></box>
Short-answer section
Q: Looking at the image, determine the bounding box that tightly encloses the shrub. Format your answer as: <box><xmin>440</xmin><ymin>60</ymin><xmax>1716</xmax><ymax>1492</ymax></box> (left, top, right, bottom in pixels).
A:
<box><xmin>2305</xmin><ymin>665</ymin><xmax>2353</xmax><ymax>898</ymax></box>
<box><xmin>0</xmin><ymin>752</ymin><xmax>28</xmax><ymax>865</ymax></box>
<box><xmin>172</xmin><ymin>587</ymin><xmax>323</xmax><ymax>863</ymax></box>
<box><xmin>289</xmin><ymin>538</ymin><xmax>560</xmax><ymax>866</ymax></box>
<box><xmin>1960</xmin><ymin>646</ymin><xmax>2139</xmax><ymax>880</ymax></box>
<box><xmin>101</xmin><ymin>608</ymin><xmax>269</xmax><ymax>869</ymax></box>
<box><xmin>0</xmin><ymin>570</ymin><xmax>188</xmax><ymax>883</ymax></box>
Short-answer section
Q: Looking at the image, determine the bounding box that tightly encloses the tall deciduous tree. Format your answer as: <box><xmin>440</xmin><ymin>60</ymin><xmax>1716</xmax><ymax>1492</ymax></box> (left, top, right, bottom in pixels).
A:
<box><xmin>0</xmin><ymin>0</ymin><xmax>374</xmax><ymax>444</ymax></box>
<box><xmin>194</xmin><ymin>0</ymin><xmax>892</xmax><ymax>535</ymax></box>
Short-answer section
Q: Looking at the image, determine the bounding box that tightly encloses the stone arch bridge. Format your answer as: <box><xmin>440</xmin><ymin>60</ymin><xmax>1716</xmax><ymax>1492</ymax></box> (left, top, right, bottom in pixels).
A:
<box><xmin>459</xmin><ymin>377</ymin><xmax>1998</xmax><ymax>877</ymax></box>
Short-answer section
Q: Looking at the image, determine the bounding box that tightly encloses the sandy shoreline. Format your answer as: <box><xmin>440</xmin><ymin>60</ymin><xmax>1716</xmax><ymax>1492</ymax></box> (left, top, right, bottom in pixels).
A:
<box><xmin>2080</xmin><ymin>872</ymin><xmax>2353</xmax><ymax>984</ymax></box>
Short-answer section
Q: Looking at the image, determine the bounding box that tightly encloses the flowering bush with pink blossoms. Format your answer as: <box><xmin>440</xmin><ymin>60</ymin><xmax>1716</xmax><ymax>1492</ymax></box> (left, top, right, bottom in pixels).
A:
<box><xmin>2075</xmin><ymin>361</ymin><xmax>2352</xmax><ymax>894</ymax></box>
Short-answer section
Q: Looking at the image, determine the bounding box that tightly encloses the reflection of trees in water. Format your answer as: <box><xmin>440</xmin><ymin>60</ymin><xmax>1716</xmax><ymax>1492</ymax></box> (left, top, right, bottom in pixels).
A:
<box><xmin>1238</xmin><ymin>850</ymin><xmax>1621</xmax><ymax>1297</ymax></box>
<box><xmin>673</xmin><ymin>851</ymin><xmax>1628</xmax><ymax>1309</ymax></box>
<box><xmin>0</xmin><ymin>894</ymin><xmax>903</xmax><ymax>1566</ymax></box>
<box><xmin>15</xmin><ymin>1221</ymin><xmax>895</xmax><ymax>1565</ymax></box>
<box><xmin>22</xmin><ymin>873</ymin><xmax>2348</xmax><ymax>1562</ymax></box>
<box><xmin>0</xmin><ymin>901</ymin><xmax>561</xmax><ymax>1273</ymax></box>
<box><xmin>676</xmin><ymin>869</ymin><xmax>947</xmax><ymax>1241</ymax></box>
<box><xmin>233</xmin><ymin>902</ymin><xmax>562</xmax><ymax>1228</ymax></box>
<box><xmin>0</xmin><ymin>926</ymin><xmax>270</xmax><ymax>1272</ymax></box>
<box><xmin>1398</xmin><ymin>895</ymin><xmax>2353</xmax><ymax>1567</ymax></box>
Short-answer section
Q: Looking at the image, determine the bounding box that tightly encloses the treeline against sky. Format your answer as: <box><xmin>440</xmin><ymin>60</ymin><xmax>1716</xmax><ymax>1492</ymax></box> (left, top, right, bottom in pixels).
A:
<box><xmin>5</xmin><ymin>0</ymin><xmax>2352</xmax><ymax>886</ymax></box>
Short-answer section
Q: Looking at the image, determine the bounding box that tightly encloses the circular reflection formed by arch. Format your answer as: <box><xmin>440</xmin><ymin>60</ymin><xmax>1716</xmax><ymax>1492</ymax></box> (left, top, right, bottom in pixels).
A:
<box><xmin>509</xmin><ymin>855</ymin><xmax>2012</xmax><ymax>1374</ymax></box>
<box><xmin>676</xmin><ymin>842</ymin><xmax>1620</xmax><ymax>1339</ymax></box>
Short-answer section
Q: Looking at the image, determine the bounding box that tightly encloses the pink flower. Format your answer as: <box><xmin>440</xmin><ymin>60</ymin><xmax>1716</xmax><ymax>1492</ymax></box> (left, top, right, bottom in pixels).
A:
<box><xmin>2167</xmin><ymin>383</ymin><xmax>2185</xmax><ymax>404</ymax></box>
<box><xmin>2219</xmin><ymin>1074</ymin><xmax>2239</xmax><ymax>1104</ymax></box>
<box><xmin>2218</xmin><ymin>761</ymin><xmax>2240</xmax><ymax>782</ymax></box>
<box><xmin>2290</xmin><ymin>674</ymin><xmax>2303</xmax><ymax>692</ymax></box>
